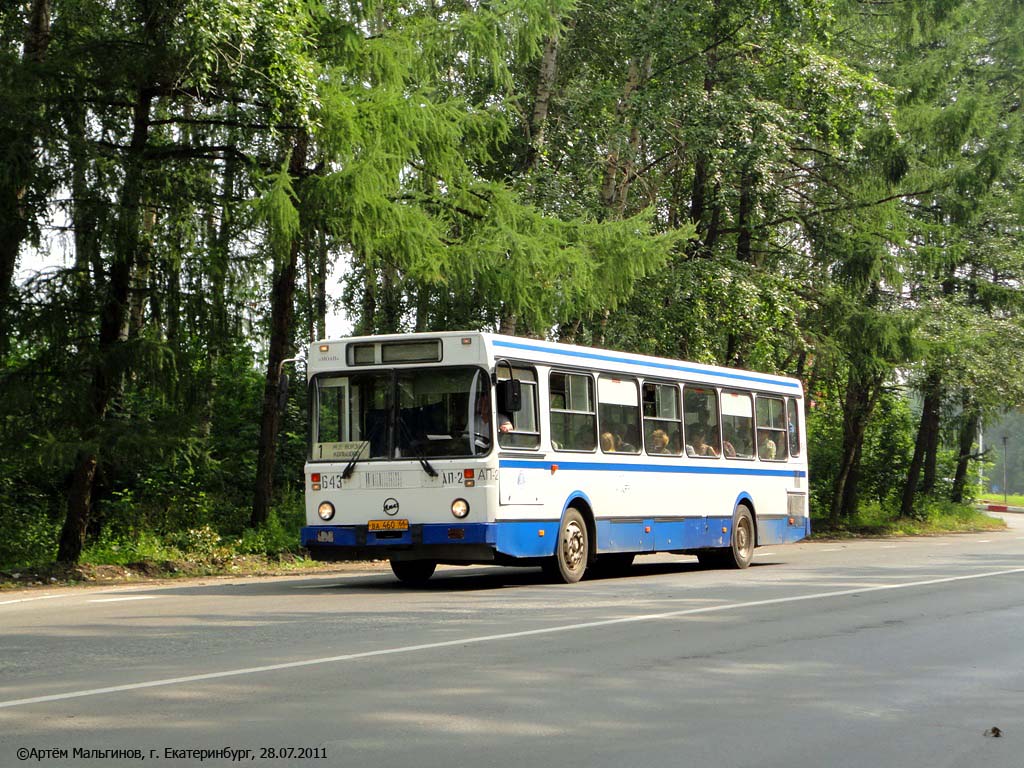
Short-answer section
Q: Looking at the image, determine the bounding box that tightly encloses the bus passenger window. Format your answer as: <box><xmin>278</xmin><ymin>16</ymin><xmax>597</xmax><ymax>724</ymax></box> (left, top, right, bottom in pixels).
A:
<box><xmin>550</xmin><ymin>372</ymin><xmax>596</xmax><ymax>452</ymax></box>
<box><xmin>598</xmin><ymin>376</ymin><xmax>640</xmax><ymax>454</ymax></box>
<box><xmin>721</xmin><ymin>390</ymin><xmax>754</xmax><ymax>459</ymax></box>
<box><xmin>756</xmin><ymin>395</ymin><xmax>789</xmax><ymax>461</ymax></box>
<box><xmin>642</xmin><ymin>382</ymin><xmax>682</xmax><ymax>456</ymax></box>
<box><xmin>683</xmin><ymin>386</ymin><xmax>721</xmax><ymax>458</ymax></box>
<box><xmin>787</xmin><ymin>398</ymin><xmax>801</xmax><ymax>457</ymax></box>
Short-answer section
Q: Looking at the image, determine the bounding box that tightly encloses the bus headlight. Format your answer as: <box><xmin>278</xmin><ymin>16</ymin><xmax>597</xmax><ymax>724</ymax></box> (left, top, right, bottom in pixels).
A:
<box><xmin>451</xmin><ymin>499</ymin><xmax>469</xmax><ymax>519</ymax></box>
<box><xmin>318</xmin><ymin>501</ymin><xmax>335</xmax><ymax>521</ymax></box>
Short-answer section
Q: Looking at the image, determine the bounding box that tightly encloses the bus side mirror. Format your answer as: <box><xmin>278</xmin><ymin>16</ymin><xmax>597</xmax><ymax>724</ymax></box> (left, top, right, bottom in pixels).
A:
<box><xmin>278</xmin><ymin>372</ymin><xmax>290</xmax><ymax>410</ymax></box>
<box><xmin>496</xmin><ymin>379</ymin><xmax>521</xmax><ymax>413</ymax></box>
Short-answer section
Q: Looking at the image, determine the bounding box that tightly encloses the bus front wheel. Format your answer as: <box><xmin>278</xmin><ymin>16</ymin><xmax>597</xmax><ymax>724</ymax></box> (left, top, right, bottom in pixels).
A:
<box><xmin>545</xmin><ymin>507</ymin><xmax>589</xmax><ymax>584</ymax></box>
<box><xmin>390</xmin><ymin>559</ymin><xmax>437</xmax><ymax>585</ymax></box>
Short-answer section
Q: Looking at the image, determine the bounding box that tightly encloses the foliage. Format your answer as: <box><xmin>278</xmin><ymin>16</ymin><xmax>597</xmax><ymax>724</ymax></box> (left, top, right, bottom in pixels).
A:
<box><xmin>1</xmin><ymin>0</ymin><xmax>1024</xmax><ymax>568</ymax></box>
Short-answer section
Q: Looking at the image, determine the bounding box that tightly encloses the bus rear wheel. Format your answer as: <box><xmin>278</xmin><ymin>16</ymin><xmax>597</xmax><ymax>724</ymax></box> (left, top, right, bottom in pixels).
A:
<box><xmin>699</xmin><ymin>506</ymin><xmax>754</xmax><ymax>569</ymax></box>
<box><xmin>546</xmin><ymin>507</ymin><xmax>589</xmax><ymax>584</ymax></box>
<box><xmin>390</xmin><ymin>559</ymin><xmax>437</xmax><ymax>585</ymax></box>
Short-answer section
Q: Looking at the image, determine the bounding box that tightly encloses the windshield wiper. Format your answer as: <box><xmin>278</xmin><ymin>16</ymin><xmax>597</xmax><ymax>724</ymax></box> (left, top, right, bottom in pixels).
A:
<box><xmin>341</xmin><ymin>418</ymin><xmax>383</xmax><ymax>479</ymax></box>
<box><xmin>396</xmin><ymin>415</ymin><xmax>438</xmax><ymax>478</ymax></box>
<box><xmin>341</xmin><ymin>441</ymin><xmax>368</xmax><ymax>479</ymax></box>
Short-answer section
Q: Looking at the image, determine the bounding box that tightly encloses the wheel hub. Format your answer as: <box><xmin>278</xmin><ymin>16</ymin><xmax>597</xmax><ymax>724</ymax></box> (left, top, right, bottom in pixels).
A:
<box><xmin>563</xmin><ymin>521</ymin><xmax>585</xmax><ymax>570</ymax></box>
<box><xmin>736</xmin><ymin>518</ymin><xmax>751</xmax><ymax>557</ymax></box>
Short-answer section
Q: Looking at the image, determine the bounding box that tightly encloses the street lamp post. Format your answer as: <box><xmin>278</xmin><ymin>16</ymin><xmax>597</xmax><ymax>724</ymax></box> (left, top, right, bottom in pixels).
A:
<box><xmin>1002</xmin><ymin>435</ymin><xmax>1008</xmax><ymax>505</ymax></box>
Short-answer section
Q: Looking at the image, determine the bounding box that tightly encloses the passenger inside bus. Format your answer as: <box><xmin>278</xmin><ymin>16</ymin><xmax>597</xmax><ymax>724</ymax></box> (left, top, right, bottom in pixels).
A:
<box><xmin>473</xmin><ymin>391</ymin><xmax>512</xmax><ymax>446</ymax></box>
<box><xmin>686</xmin><ymin>429</ymin><xmax>719</xmax><ymax>457</ymax></box>
<box><xmin>648</xmin><ymin>428</ymin><xmax>670</xmax><ymax>453</ymax></box>
<box><xmin>619</xmin><ymin>425</ymin><xmax>639</xmax><ymax>452</ymax></box>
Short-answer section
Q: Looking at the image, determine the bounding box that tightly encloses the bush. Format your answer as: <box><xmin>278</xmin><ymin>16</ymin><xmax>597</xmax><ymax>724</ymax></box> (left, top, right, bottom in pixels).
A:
<box><xmin>81</xmin><ymin>529</ymin><xmax>183</xmax><ymax>565</ymax></box>
<box><xmin>0</xmin><ymin>456</ymin><xmax>62</xmax><ymax>570</ymax></box>
<box><xmin>166</xmin><ymin>525</ymin><xmax>224</xmax><ymax>557</ymax></box>
<box><xmin>237</xmin><ymin>490</ymin><xmax>305</xmax><ymax>556</ymax></box>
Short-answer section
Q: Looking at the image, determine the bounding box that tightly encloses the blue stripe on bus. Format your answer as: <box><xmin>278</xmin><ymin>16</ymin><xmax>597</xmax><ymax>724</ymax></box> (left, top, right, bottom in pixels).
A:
<box><xmin>492</xmin><ymin>339</ymin><xmax>801</xmax><ymax>389</ymax></box>
<box><xmin>302</xmin><ymin>517</ymin><xmax>808</xmax><ymax>559</ymax></box>
<box><xmin>499</xmin><ymin>459</ymin><xmax>806</xmax><ymax>478</ymax></box>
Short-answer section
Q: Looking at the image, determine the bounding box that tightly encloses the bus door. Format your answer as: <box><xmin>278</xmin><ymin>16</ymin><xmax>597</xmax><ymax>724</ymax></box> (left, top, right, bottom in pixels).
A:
<box><xmin>496</xmin><ymin>365</ymin><xmax>544</xmax><ymax>506</ymax></box>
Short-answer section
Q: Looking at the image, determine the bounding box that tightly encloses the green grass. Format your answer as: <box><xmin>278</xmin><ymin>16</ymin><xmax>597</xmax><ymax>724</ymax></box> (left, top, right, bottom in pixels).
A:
<box><xmin>978</xmin><ymin>493</ymin><xmax>1024</xmax><ymax>507</ymax></box>
<box><xmin>0</xmin><ymin>498</ymin><xmax>313</xmax><ymax>587</ymax></box>
<box><xmin>813</xmin><ymin>499</ymin><xmax>1007</xmax><ymax>538</ymax></box>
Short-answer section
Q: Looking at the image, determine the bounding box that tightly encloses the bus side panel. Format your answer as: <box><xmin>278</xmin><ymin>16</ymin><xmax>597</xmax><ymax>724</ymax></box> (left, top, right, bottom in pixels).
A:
<box><xmin>495</xmin><ymin>519</ymin><xmax>558</xmax><ymax>558</ymax></box>
<box><xmin>651</xmin><ymin>518</ymin><xmax>709</xmax><ymax>551</ymax></box>
<box><xmin>596</xmin><ymin>519</ymin><xmax>653</xmax><ymax>552</ymax></box>
<box><xmin>754</xmin><ymin>486</ymin><xmax>809</xmax><ymax>545</ymax></box>
<box><xmin>754</xmin><ymin>514</ymin><xmax>810</xmax><ymax>545</ymax></box>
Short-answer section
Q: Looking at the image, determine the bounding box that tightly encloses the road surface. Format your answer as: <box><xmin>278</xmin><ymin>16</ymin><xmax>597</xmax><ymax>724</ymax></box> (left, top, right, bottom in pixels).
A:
<box><xmin>2</xmin><ymin>516</ymin><xmax>1023</xmax><ymax>767</ymax></box>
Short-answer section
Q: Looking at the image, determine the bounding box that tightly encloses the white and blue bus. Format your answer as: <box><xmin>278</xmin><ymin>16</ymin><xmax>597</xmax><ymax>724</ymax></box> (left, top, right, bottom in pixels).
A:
<box><xmin>300</xmin><ymin>331</ymin><xmax>809</xmax><ymax>583</ymax></box>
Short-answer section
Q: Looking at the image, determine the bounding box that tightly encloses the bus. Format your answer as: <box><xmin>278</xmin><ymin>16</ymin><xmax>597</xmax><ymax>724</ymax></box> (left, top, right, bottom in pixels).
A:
<box><xmin>300</xmin><ymin>331</ymin><xmax>809</xmax><ymax>584</ymax></box>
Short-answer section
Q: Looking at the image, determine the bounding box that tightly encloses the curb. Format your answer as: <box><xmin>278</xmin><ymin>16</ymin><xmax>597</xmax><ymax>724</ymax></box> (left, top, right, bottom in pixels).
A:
<box><xmin>979</xmin><ymin>503</ymin><xmax>1024</xmax><ymax>514</ymax></box>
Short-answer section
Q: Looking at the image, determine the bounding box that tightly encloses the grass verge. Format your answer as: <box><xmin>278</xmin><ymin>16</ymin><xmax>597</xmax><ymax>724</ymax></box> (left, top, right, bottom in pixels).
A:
<box><xmin>0</xmin><ymin>553</ymin><xmax>376</xmax><ymax>591</ymax></box>
<box><xmin>813</xmin><ymin>499</ymin><xmax>1008</xmax><ymax>538</ymax></box>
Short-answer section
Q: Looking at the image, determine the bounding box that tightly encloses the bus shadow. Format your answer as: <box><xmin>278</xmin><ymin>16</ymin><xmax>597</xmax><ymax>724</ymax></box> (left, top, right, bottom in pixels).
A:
<box><xmin>100</xmin><ymin>557</ymin><xmax>788</xmax><ymax>598</ymax></box>
<box><xmin>342</xmin><ymin>557</ymin><xmax>784</xmax><ymax>592</ymax></box>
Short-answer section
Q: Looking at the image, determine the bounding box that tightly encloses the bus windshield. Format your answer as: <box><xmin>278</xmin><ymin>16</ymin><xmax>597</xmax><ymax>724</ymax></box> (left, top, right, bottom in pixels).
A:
<box><xmin>312</xmin><ymin>367</ymin><xmax>492</xmax><ymax>461</ymax></box>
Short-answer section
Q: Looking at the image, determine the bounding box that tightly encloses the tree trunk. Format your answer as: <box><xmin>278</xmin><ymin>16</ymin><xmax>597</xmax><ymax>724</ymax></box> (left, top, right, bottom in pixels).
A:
<box><xmin>58</xmin><ymin>86</ymin><xmax>153</xmax><ymax>563</ymax></box>
<box><xmin>690</xmin><ymin>155</ymin><xmax>709</xmax><ymax>237</ymax></box>
<box><xmin>353</xmin><ymin>255</ymin><xmax>377</xmax><ymax>335</ymax></box>
<box><xmin>735</xmin><ymin>165</ymin><xmax>755</xmax><ymax>264</ymax></box>
<box><xmin>379</xmin><ymin>262</ymin><xmax>402</xmax><ymax>332</ymax></box>
<box><xmin>197</xmin><ymin>144</ymin><xmax>237</xmax><ymax>438</ymax></box>
<box><xmin>315</xmin><ymin>231</ymin><xmax>327</xmax><ymax>340</ymax></box>
<box><xmin>839</xmin><ymin>440</ymin><xmax>864</xmax><ymax>517</ymax></box>
<box><xmin>600</xmin><ymin>56</ymin><xmax>647</xmax><ymax>215</ymax></box>
<box><xmin>523</xmin><ymin>32</ymin><xmax>563</xmax><ymax>173</ymax></box>
<box><xmin>129</xmin><ymin>208</ymin><xmax>157</xmax><ymax>337</ymax></box>
<box><xmin>831</xmin><ymin>369</ymin><xmax>881</xmax><ymax>521</ymax></box>
<box><xmin>950</xmin><ymin>405</ymin><xmax>980</xmax><ymax>503</ymax></box>
<box><xmin>499</xmin><ymin>307</ymin><xmax>516</xmax><ymax>336</ymax></box>
<box><xmin>0</xmin><ymin>0</ymin><xmax>53</xmax><ymax>354</ymax></box>
<box><xmin>900</xmin><ymin>368</ymin><xmax>942</xmax><ymax>517</ymax></box>
<box><xmin>304</xmin><ymin>233</ymin><xmax>316</xmax><ymax>344</ymax></box>
<box><xmin>920</xmin><ymin>376</ymin><xmax>943</xmax><ymax>495</ymax></box>
<box><xmin>251</xmin><ymin>133</ymin><xmax>308</xmax><ymax>527</ymax></box>
<box><xmin>688</xmin><ymin>45</ymin><xmax>719</xmax><ymax>258</ymax></box>
<box><xmin>58</xmin><ymin>453</ymin><xmax>98</xmax><ymax>564</ymax></box>
<box><xmin>414</xmin><ymin>284</ymin><xmax>431</xmax><ymax>332</ymax></box>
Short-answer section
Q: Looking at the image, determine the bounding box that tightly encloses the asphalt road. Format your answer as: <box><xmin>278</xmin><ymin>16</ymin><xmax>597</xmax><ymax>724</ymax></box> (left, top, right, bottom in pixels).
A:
<box><xmin>2</xmin><ymin>516</ymin><xmax>1023</xmax><ymax>768</ymax></box>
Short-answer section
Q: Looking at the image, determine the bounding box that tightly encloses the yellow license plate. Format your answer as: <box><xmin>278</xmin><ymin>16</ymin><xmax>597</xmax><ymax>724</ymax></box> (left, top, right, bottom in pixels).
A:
<box><xmin>368</xmin><ymin>519</ymin><xmax>409</xmax><ymax>532</ymax></box>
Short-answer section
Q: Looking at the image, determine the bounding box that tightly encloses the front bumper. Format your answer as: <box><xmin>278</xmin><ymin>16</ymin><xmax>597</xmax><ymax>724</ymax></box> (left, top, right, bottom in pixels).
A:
<box><xmin>301</xmin><ymin>520</ymin><xmax>560</xmax><ymax>562</ymax></box>
<box><xmin>301</xmin><ymin>522</ymin><xmax>495</xmax><ymax>550</ymax></box>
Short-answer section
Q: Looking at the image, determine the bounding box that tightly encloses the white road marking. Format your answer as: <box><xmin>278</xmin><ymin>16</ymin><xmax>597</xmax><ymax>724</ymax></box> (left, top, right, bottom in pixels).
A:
<box><xmin>820</xmin><ymin>548</ymin><xmax>843</xmax><ymax>552</ymax></box>
<box><xmin>87</xmin><ymin>596</ymin><xmax>161</xmax><ymax>603</ymax></box>
<box><xmin>754</xmin><ymin>552</ymin><xmax>776</xmax><ymax>556</ymax></box>
<box><xmin>2</xmin><ymin>567</ymin><xmax>1023</xmax><ymax>711</ymax></box>
<box><xmin>976</xmin><ymin>540</ymin><xmax>992</xmax><ymax>543</ymax></box>
<box><xmin>0</xmin><ymin>594</ymin><xmax>71</xmax><ymax>606</ymax></box>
